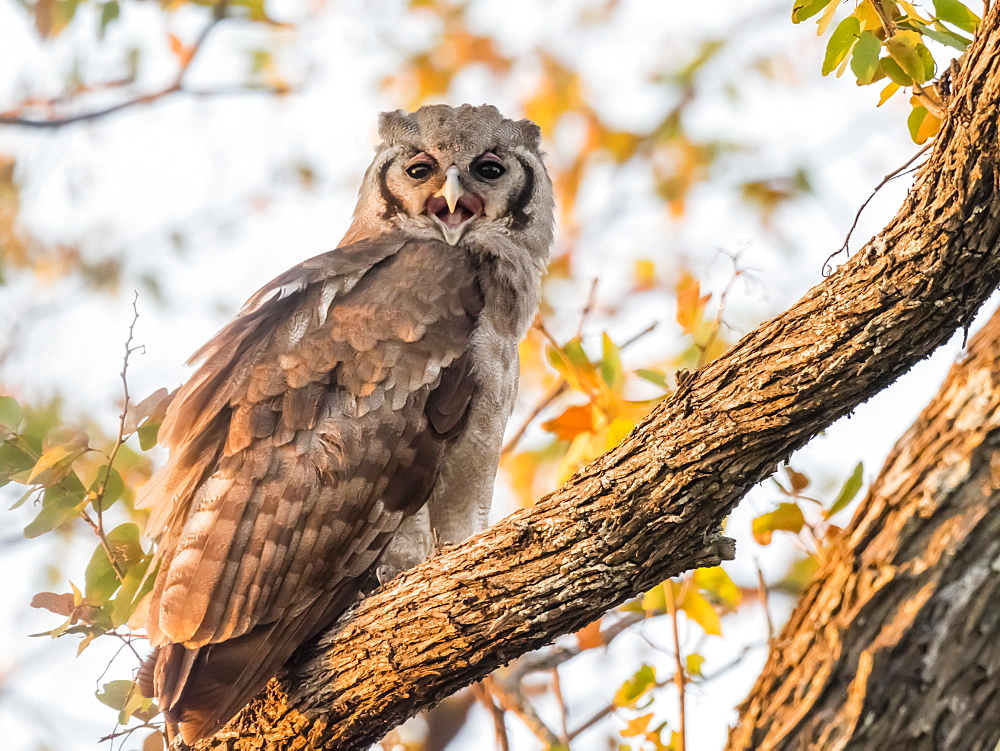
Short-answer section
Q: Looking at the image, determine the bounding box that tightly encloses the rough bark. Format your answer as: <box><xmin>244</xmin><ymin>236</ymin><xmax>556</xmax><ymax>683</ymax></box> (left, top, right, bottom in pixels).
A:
<box><xmin>728</xmin><ymin>305</ymin><xmax>1000</xmax><ymax>751</ymax></box>
<box><xmin>190</xmin><ymin>7</ymin><xmax>1000</xmax><ymax>750</ymax></box>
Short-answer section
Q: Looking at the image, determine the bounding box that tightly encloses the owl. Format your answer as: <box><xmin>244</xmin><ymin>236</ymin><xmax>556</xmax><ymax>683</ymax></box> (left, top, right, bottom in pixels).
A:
<box><xmin>135</xmin><ymin>104</ymin><xmax>554</xmax><ymax>744</ymax></box>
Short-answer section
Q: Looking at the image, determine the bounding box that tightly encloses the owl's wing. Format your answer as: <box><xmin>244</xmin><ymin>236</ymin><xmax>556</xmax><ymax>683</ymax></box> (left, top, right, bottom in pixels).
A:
<box><xmin>136</xmin><ymin>236</ymin><xmax>484</xmax><ymax>741</ymax></box>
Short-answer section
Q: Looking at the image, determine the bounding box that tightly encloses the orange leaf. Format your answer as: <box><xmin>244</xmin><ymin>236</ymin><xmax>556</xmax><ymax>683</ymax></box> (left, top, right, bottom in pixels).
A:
<box><xmin>542</xmin><ymin>403</ymin><xmax>594</xmax><ymax>441</ymax></box>
<box><xmin>675</xmin><ymin>270</ymin><xmax>710</xmax><ymax>334</ymax></box>
<box><xmin>575</xmin><ymin>618</ymin><xmax>605</xmax><ymax>650</ymax></box>
<box><xmin>167</xmin><ymin>33</ymin><xmax>186</xmax><ymax>60</ymax></box>
<box><xmin>621</xmin><ymin>712</ymin><xmax>655</xmax><ymax>738</ymax></box>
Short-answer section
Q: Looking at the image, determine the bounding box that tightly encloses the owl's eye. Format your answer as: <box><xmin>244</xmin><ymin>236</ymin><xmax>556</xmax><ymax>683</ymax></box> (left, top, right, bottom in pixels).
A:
<box><xmin>405</xmin><ymin>162</ymin><xmax>433</xmax><ymax>180</ymax></box>
<box><xmin>474</xmin><ymin>160</ymin><xmax>506</xmax><ymax>180</ymax></box>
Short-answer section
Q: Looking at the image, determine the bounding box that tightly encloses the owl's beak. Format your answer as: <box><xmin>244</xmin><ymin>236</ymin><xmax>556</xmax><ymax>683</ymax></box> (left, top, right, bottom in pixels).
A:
<box><xmin>436</xmin><ymin>165</ymin><xmax>464</xmax><ymax>213</ymax></box>
<box><xmin>426</xmin><ymin>165</ymin><xmax>484</xmax><ymax>246</ymax></box>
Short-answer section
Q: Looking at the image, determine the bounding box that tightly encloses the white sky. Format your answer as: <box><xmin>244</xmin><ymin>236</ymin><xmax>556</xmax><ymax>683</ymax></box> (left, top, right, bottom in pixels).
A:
<box><xmin>0</xmin><ymin>1</ymin><xmax>984</xmax><ymax>749</ymax></box>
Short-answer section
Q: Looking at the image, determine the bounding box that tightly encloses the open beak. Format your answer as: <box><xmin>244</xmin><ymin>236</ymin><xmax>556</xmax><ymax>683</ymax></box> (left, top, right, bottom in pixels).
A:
<box><xmin>426</xmin><ymin>165</ymin><xmax>484</xmax><ymax>245</ymax></box>
<box><xmin>437</xmin><ymin>165</ymin><xmax>464</xmax><ymax>213</ymax></box>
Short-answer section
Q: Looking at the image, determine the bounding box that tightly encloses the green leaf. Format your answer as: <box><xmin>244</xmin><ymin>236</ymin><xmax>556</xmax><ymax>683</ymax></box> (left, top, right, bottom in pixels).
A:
<box><xmin>879</xmin><ymin>56</ymin><xmax>914</xmax><ymax>85</ymax></box>
<box><xmin>98</xmin><ymin>1</ymin><xmax>120</xmax><ymax>37</ymax></box>
<box><xmin>111</xmin><ymin>553</ymin><xmax>155</xmax><ymax>627</ymax></box>
<box><xmin>635</xmin><ymin>369</ymin><xmax>669</xmax><ymax>390</ymax></box>
<box><xmin>850</xmin><ymin>30</ymin><xmax>882</xmax><ymax>84</ymax></box>
<box><xmin>614</xmin><ymin>664</ymin><xmax>657</xmax><ymax>709</ymax></box>
<box><xmin>137</xmin><ymin>421</ymin><xmax>160</xmax><ymax>450</ymax></box>
<box><xmin>919</xmin><ymin>22</ymin><xmax>973</xmax><ymax>51</ymax></box>
<box><xmin>0</xmin><ymin>396</ymin><xmax>21</xmax><ymax>435</ymax></box>
<box><xmin>886</xmin><ymin>33</ymin><xmax>934</xmax><ymax>83</ymax></box>
<box><xmin>0</xmin><ymin>439</ymin><xmax>37</xmax><ymax>487</ymax></box>
<box><xmin>792</xmin><ymin>0</ymin><xmax>836</xmax><ymax>24</ymax></box>
<box><xmin>9</xmin><ymin>486</ymin><xmax>37</xmax><ymax>510</ymax></box>
<box><xmin>600</xmin><ymin>334</ymin><xmax>624</xmax><ymax>392</ymax></box>
<box><xmin>933</xmin><ymin>0</ymin><xmax>980</xmax><ymax>33</ymax></box>
<box><xmin>823</xmin><ymin>16</ymin><xmax>861</xmax><ymax>76</ymax></box>
<box><xmin>89</xmin><ymin>466</ymin><xmax>124</xmax><ymax>512</ymax></box>
<box><xmin>23</xmin><ymin>481</ymin><xmax>87</xmax><ymax>538</ymax></box>
<box><xmin>85</xmin><ymin>542</ymin><xmax>121</xmax><ymax>604</ymax></box>
<box><xmin>96</xmin><ymin>679</ymin><xmax>137</xmax><ymax>714</ymax></box>
<box><xmin>827</xmin><ymin>461</ymin><xmax>864</xmax><ymax>517</ymax></box>
<box><xmin>85</xmin><ymin>522</ymin><xmax>146</xmax><ymax>602</ymax></box>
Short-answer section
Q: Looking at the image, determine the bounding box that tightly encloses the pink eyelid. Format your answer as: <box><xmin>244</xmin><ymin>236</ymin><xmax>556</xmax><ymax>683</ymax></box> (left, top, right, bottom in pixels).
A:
<box><xmin>406</xmin><ymin>152</ymin><xmax>436</xmax><ymax>168</ymax></box>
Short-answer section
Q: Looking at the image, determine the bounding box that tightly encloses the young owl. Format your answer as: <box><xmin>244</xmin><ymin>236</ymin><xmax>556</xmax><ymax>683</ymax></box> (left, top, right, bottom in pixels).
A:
<box><xmin>136</xmin><ymin>104</ymin><xmax>555</xmax><ymax>744</ymax></box>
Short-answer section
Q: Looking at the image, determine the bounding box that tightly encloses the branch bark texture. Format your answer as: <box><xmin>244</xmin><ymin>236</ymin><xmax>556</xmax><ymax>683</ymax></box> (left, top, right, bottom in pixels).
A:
<box><xmin>729</xmin><ymin>306</ymin><xmax>1000</xmax><ymax>751</ymax></box>
<box><xmin>194</xmin><ymin>7</ymin><xmax>1000</xmax><ymax>749</ymax></box>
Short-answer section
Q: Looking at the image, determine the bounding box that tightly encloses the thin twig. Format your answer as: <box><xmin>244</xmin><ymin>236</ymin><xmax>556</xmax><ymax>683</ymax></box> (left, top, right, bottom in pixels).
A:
<box><xmin>696</xmin><ymin>254</ymin><xmax>743</xmax><ymax>367</ymax></box>
<box><xmin>664</xmin><ymin>583</ymin><xmax>686</xmax><ymax>751</ymax></box>
<box><xmin>567</xmin><ymin>702</ymin><xmax>615</xmax><ymax>741</ymax></box>
<box><xmin>697</xmin><ymin>641</ymin><xmax>769</xmax><ymax>685</ymax></box>
<box><xmin>471</xmin><ymin>680</ymin><xmax>510</xmax><ymax>751</ymax></box>
<box><xmin>487</xmin><ymin>674</ymin><xmax>562</xmax><ymax>748</ymax></box>
<box><xmin>508</xmin><ymin>611</ymin><xmax>647</xmax><ymax>678</ymax></box>
<box><xmin>823</xmin><ymin>143</ymin><xmax>933</xmax><ymax>275</ymax></box>
<box><xmin>550</xmin><ymin>667</ymin><xmax>570</xmax><ymax>747</ymax></box>
<box><xmin>87</xmin><ymin>294</ymin><xmax>142</xmax><ymax>583</ymax></box>
<box><xmin>501</xmin><ymin>380</ymin><xmax>567</xmax><ymax>457</ymax></box>
<box><xmin>575</xmin><ymin>278</ymin><xmax>600</xmax><ymax>339</ymax></box>
<box><xmin>0</xmin><ymin>3</ymin><xmax>270</xmax><ymax>129</ymax></box>
<box><xmin>754</xmin><ymin>559</ymin><xmax>774</xmax><ymax>640</ymax></box>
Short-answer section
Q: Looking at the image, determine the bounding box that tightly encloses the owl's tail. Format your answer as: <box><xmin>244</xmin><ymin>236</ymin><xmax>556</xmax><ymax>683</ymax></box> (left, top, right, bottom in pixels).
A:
<box><xmin>139</xmin><ymin>584</ymin><xmax>364</xmax><ymax>745</ymax></box>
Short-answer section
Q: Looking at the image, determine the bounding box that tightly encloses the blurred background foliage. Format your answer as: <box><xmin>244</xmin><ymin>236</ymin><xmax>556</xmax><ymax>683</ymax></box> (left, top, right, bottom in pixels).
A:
<box><xmin>0</xmin><ymin>1</ymin><xmax>981</xmax><ymax>749</ymax></box>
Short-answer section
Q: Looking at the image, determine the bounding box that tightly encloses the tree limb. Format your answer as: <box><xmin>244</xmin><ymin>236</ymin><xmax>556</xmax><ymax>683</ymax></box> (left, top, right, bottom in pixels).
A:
<box><xmin>189</xmin><ymin>6</ymin><xmax>1000</xmax><ymax>749</ymax></box>
<box><xmin>727</xmin><ymin>289</ymin><xmax>1000</xmax><ymax>751</ymax></box>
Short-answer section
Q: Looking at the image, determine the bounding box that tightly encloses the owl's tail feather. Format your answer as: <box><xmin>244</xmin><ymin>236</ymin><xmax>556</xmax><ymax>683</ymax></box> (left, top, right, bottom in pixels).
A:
<box><xmin>139</xmin><ymin>584</ymin><xmax>364</xmax><ymax>745</ymax></box>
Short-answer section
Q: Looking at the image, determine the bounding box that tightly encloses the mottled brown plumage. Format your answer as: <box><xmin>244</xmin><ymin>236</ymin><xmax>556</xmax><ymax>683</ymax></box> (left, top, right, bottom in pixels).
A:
<box><xmin>136</xmin><ymin>104</ymin><xmax>554</xmax><ymax>743</ymax></box>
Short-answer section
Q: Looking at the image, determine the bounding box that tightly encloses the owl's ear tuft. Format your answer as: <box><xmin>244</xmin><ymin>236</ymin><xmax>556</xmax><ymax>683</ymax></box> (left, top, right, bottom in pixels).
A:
<box><xmin>516</xmin><ymin>119</ymin><xmax>542</xmax><ymax>149</ymax></box>
<box><xmin>378</xmin><ymin>110</ymin><xmax>420</xmax><ymax>143</ymax></box>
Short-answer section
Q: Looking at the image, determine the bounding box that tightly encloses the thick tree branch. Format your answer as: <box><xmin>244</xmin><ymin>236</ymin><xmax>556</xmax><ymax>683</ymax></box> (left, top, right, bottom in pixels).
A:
<box><xmin>190</xmin><ymin>7</ymin><xmax>1000</xmax><ymax>749</ymax></box>
<box><xmin>727</xmin><ymin>305</ymin><xmax>1000</xmax><ymax>750</ymax></box>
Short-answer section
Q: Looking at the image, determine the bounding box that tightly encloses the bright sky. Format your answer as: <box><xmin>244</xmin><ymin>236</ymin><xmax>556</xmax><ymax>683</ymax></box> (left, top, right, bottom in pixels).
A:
<box><xmin>0</xmin><ymin>1</ymin><xmax>982</xmax><ymax>749</ymax></box>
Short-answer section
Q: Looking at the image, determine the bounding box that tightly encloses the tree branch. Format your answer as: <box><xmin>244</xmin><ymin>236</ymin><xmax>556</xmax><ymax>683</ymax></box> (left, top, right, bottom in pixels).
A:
<box><xmin>189</xmin><ymin>6</ymin><xmax>1000</xmax><ymax>749</ymax></box>
<box><xmin>727</xmin><ymin>293</ymin><xmax>1000</xmax><ymax>750</ymax></box>
<box><xmin>0</xmin><ymin>3</ymin><xmax>285</xmax><ymax>129</ymax></box>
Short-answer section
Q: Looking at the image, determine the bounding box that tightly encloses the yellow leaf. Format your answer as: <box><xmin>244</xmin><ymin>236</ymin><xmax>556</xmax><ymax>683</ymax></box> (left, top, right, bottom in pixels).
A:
<box><xmin>693</xmin><ymin>566</ymin><xmax>742</xmax><ymax>610</ymax></box>
<box><xmin>614</xmin><ymin>665</ymin><xmax>657</xmax><ymax>709</ymax></box>
<box><xmin>816</xmin><ymin>0</ymin><xmax>840</xmax><ymax>35</ymax></box>
<box><xmin>633</xmin><ymin>259</ymin><xmax>657</xmax><ymax>291</ymax></box>
<box><xmin>853</xmin><ymin>2</ymin><xmax>884</xmax><ymax>31</ymax></box>
<box><xmin>679</xmin><ymin>586</ymin><xmax>722</xmax><ymax>636</ymax></box>
<box><xmin>641</xmin><ymin>583</ymin><xmax>667</xmax><ymax>614</ymax></box>
<box><xmin>602</xmin><ymin>130</ymin><xmax>642</xmax><ymax>162</ymax></box>
<box><xmin>878</xmin><ymin>81</ymin><xmax>901</xmax><ymax>106</ymax></box>
<box><xmin>686</xmin><ymin>653</ymin><xmax>706</xmax><ymax>678</ymax></box>
<box><xmin>28</xmin><ymin>446</ymin><xmax>73</xmax><ymax>483</ymax></box>
<box><xmin>752</xmin><ymin>502</ymin><xmax>806</xmax><ymax>545</ymax></box>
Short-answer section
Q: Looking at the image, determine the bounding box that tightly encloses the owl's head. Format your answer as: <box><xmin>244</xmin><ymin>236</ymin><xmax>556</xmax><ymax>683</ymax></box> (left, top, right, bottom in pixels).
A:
<box><xmin>344</xmin><ymin>104</ymin><xmax>554</xmax><ymax>266</ymax></box>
